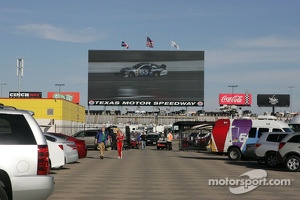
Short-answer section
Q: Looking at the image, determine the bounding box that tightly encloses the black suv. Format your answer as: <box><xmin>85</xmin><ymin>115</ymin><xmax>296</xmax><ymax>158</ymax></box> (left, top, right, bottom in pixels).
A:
<box><xmin>146</xmin><ymin>133</ymin><xmax>160</xmax><ymax>146</ymax></box>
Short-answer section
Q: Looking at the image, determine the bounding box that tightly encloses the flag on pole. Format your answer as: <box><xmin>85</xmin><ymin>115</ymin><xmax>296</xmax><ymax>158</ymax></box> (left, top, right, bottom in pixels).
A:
<box><xmin>121</xmin><ymin>41</ymin><xmax>129</xmax><ymax>49</ymax></box>
<box><xmin>146</xmin><ymin>36</ymin><xmax>154</xmax><ymax>48</ymax></box>
<box><xmin>171</xmin><ymin>41</ymin><xmax>180</xmax><ymax>49</ymax></box>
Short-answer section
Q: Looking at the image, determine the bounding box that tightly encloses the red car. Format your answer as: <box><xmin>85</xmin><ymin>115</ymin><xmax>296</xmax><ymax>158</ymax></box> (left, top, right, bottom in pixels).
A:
<box><xmin>46</xmin><ymin>132</ymin><xmax>87</xmax><ymax>159</ymax></box>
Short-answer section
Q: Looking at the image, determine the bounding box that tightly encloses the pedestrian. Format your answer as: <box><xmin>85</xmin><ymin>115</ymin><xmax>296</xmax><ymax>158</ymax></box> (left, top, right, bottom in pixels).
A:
<box><xmin>137</xmin><ymin>133</ymin><xmax>141</xmax><ymax>148</ymax></box>
<box><xmin>126</xmin><ymin>126</ymin><xmax>131</xmax><ymax>149</ymax></box>
<box><xmin>95</xmin><ymin>126</ymin><xmax>108</xmax><ymax>159</ymax></box>
<box><xmin>109</xmin><ymin>126</ymin><xmax>117</xmax><ymax>150</ymax></box>
<box><xmin>116</xmin><ymin>129</ymin><xmax>125</xmax><ymax>159</ymax></box>
<box><xmin>140</xmin><ymin>132</ymin><xmax>147</xmax><ymax>150</ymax></box>
<box><xmin>167</xmin><ymin>131</ymin><xmax>173</xmax><ymax>151</ymax></box>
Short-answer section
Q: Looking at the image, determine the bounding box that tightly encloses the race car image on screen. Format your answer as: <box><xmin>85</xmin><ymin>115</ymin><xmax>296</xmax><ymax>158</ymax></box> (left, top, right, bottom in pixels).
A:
<box><xmin>119</xmin><ymin>63</ymin><xmax>167</xmax><ymax>77</ymax></box>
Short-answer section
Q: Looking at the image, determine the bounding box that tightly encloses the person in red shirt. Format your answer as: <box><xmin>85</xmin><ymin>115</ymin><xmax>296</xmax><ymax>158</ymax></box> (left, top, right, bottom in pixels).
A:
<box><xmin>116</xmin><ymin>129</ymin><xmax>125</xmax><ymax>159</ymax></box>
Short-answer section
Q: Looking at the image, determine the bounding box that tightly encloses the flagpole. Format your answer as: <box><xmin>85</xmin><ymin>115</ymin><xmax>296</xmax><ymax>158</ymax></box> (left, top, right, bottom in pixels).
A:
<box><xmin>146</xmin><ymin>33</ymin><xmax>148</xmax><ymax>50</ymax></box>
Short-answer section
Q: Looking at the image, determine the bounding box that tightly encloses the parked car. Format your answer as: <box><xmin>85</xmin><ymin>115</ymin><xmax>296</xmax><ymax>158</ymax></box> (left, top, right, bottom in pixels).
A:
<box><xmin>196</xmin><ymin>132</ymin><xmax>211</xmax><ymax>150</ymax></box>
<box><xmin>119</xmin><ymin>62</ymin><xmax>167</xmax><ymax>77</ymax></box>
<box><xmin>46</xmin><ymin>139</ymin><xmax>65</xmax><ymax>169</ymax></box>
<box><xmin>277</xmin><ymin>133</ymin><xmax>300</xmax><ymax>171</ymax></box>
<box><xmin>254</xmin><ymin>132</ymin><xmax>291</xmax><ymax>167</ymax></box>
<box><xmin>72</xmin><ymin>129</ymin><xmax>100</xmax><ymax>149</ymax></box>
<box><xmin>44</xmin><ymin>133</ymin><xmax>79</xmax><ymax>164</ymax></box>
<box><xmin>146</xmin><ymin>133</ymin><xmax>160</xmax><ymax>146</ymax></box>
<box><xmin>72</xmin><ymin>129</ymin><xmax>112</xmax><ymax>150</ymax></box>
<box><xmin>187</xmin><ymin>132</ymin><xmax>199</xmax><ymax>146</ymax></box>
<box><xmin>128</xmin><ymin>133</ymin><xmax>141</xmax><ymax>149</ymax></box>
<box><xmin>46</xmin><ymin>132</ymin><xmax>87</xmax><ymax>158</ymax></box>
<box><xmin>157</xmin><ymin>136</ymin><xmax>167</xmax><ymax>150</ymax></box>
<box><xmin>0</xmin><ymin>104</ymin><xmax>54</xmax><ymax>200</ymax></box>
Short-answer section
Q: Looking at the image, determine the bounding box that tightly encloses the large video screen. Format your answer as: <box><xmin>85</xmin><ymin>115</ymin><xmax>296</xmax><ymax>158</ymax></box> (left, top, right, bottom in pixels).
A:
<box><xmin>88</xmin><ymin>50</ymin><xmax>204</xmax><ymax>107</ymax></box>
<box><xmin>257</xmin><ymin>94</ymin><xmax>290</xmax><ymax>107</ymax></box>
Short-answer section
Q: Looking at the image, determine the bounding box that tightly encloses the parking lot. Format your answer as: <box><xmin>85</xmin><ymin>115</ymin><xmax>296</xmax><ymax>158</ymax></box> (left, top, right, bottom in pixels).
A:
<box><xmin>48</xmin><ymin>145</ymin><xmax>299</xmax><ymax>200</ymax></box>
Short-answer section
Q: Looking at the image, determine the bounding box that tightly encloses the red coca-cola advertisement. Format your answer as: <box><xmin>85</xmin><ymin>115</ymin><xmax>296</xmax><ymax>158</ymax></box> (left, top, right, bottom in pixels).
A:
<box><xmin>219</xmin><ymin>93</ymin><xmax>252</xmax><ymax>106</ymax></box>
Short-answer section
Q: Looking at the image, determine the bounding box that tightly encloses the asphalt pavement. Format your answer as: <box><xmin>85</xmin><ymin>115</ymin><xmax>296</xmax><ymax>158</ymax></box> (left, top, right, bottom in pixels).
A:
<box><xmin>48</xmin><ymin>144</ymin><xmax>299</xmax><ymax>200</ymax></box>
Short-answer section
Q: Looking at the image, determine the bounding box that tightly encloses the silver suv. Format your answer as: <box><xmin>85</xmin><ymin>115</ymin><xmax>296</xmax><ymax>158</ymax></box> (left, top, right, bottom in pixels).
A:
<box><xmin>254</xmin><ymin>132</ymin><xmax>291</xmax><ymax>167</ymax></box>
<box><xmin>0</xmin><ymin>104</ymin><xmax>54</xmax><ymax>199</ymax></box>
<box><xmin>277</xmin><ymin>133</ymin><xmax>300</xmax><ymax>172</ymax></box>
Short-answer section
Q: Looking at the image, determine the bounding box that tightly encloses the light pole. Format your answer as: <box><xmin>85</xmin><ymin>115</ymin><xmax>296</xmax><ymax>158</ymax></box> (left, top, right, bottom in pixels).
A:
<box><xmin>228</xmin><ymin>85</ymin><xmax>238</xmax><ymax>96</ymax></box>
<box><xmin>1</xmin><ymin>83</ymin><xmax>7</xmax><ymax>97</ymax></box>
<box><xmin>55</xmin><ymin>83</ymin><xmax>65</xmax><ymax>98</ymax></box>
<box><xmin>228</xmin><ymin>85</ymin><xmax>238</xmax><ymax>118</ymax></box>
<box><xmin>16</xmin><ymin>58</ymin><xmax>24</xmax><ymax>98</ymax></box>
<box><xmin>288</xmin><ymin>86</ymin><xmax>295</xmax><ymax>113</ymax></box>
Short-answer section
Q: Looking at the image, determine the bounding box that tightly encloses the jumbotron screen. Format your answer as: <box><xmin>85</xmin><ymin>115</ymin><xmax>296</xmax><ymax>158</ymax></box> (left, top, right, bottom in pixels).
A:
<box><xmin>88</xmin><ymin>50</ymin><xmax>204</xmax><ymax>107</ymax></box>
<box><xmin>257</xmin><ymin>94</ymin><xmax>290</xmax><ymax>107</ymax></box>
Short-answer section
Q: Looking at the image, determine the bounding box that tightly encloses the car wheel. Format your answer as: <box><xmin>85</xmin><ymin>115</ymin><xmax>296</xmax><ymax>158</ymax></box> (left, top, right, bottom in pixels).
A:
<box><xmin>0</xmin><ymin>185</ymin><xmax>8</xmax><ymax>200</ymax></box>
<box><xmin>227</xmin><ymin>147</ymin><xmax>241</xmax><ymax>161</ymax></box>
<box><xmin>266</xmin><ymin>153</ymin><xmax>278</xmax><ymax>167</ymax></box>
<box><xmin>285</xmin><ymin>155</ymin><xmax>300</xmax><ymax>172</ymax></box>
<box><xmin>129</xmin><ymin>72</ymin><xmax>135</xmax><ymax>77</ymax></box>
<box><xmin>154</xmin><ymin>72</ymin><xmax>160</xmax><ymax>77</ymax></box>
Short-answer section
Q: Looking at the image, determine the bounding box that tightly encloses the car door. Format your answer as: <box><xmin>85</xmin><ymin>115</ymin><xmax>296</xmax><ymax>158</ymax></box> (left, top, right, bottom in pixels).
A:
<box><xmin>85</xmin><ymin>131</ymin><xmax>98</xmax><ymax>148</ymax></box>
<box><xmin>139</xmin><ymin>64</ymin><xmax>151</xmax><ymax>76</ymax></box>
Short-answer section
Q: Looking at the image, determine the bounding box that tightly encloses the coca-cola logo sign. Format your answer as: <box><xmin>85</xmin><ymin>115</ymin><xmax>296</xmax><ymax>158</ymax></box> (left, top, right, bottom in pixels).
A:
<box><xmin>219</xmin><ymin>93</ymin><xmax>252</xmax><ymax>106</ymax></box>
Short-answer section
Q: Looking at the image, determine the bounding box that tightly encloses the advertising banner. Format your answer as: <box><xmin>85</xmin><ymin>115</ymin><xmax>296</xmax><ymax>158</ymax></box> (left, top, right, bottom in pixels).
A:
<box><xmin>9</xmin><ymin>92</ymin><xmax>42</xmax><ymax>98</ymax></box>
<box><xmin>219</xmin><ymin>93</ymin><xmax>252</xmax><ymax>106</ymax></box>
<box><xmin>47</xmin><ymin>92</ymin><xmax>80</xmax><ymax>104</ymax></box>
<box><xmin>257</xmin><ymin>94</ymin><xmax>289</xmax><ymax>107</ymax></box>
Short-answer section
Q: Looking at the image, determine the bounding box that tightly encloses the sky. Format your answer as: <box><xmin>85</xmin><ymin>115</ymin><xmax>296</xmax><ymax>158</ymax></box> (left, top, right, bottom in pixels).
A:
<box><xmin>1</xmin><ymin>0</ymin><xmax>300</xmax><ymax>115</ymax></box>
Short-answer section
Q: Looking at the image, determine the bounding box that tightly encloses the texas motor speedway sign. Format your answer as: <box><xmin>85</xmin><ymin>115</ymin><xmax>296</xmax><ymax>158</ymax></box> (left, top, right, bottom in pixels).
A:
<box><xmin>88</xmin><ymin>100</ymin><xmax>204</xmax><ymax>107</ymax></box>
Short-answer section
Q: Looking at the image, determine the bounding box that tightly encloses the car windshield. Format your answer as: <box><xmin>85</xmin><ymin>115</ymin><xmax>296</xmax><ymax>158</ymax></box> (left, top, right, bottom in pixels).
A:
<box><xmin>147</xmin><ymin>134</ymin><xmax>159</xmax><ymax>139</ymax></box>
<box><xmin>283</xmin><ymin>128</ymin><xmax>294</xmax><ymax>132</ymax></box>
<box><xmin>132</xmin><ymin>63</ymin><xmax>144</xmax><ymax>69</ymax></box>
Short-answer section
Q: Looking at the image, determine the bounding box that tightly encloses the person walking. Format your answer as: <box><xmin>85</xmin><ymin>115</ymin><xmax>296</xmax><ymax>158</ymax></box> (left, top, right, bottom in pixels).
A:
<box><xmin>95</xmin><ymin>127</ymin><xmax>108</xmax><ymax>159</ymax></box>
<box><xmin>116</xmin><ymin>129</ymin><xmax>125</xmax><ymax>159</ymax></box>
<box><xmin>140</xmin><ymin>132</ymin><xmax>147</xmax><ymax>150</ymax></box>
<box><xmin>167</xmin><ymin>131</ymin><xmax>173</xmax><ymax>151</ymax></box>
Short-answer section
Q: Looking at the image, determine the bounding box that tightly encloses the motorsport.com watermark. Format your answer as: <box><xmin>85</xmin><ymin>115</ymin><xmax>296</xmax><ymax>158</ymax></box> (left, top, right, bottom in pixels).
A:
<box><xmin>208</xmin><ymin>169</ymin><xmax>294</xmax><ymax>194</ymax></box>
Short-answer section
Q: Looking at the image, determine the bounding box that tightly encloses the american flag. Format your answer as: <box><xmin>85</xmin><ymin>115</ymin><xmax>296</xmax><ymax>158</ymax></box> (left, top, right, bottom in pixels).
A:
<box><xmin>121</xmin><ymin>41</ymin><xmax>129</xmax><ymax>49</ymax></box>
<box><xmin>146</xmin><ymin>36</ymin><xmax>154</xmax><ymax>48</ymax></box>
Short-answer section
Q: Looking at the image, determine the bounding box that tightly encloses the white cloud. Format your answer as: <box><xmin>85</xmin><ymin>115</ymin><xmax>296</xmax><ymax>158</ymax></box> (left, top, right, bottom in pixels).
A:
<box><xmin>206</xmin><ymin>36</ymin><xmax>300</xmax><ymax>67</ymax></box>
<box><xmin>207</xmin><ymin>49</ymin><xmax>300</xmax><ymax>66</ymax></box>
<box><xmin>15</xmin><ymin>23</ymin><xmax>106</xmax><ymax>43</ymax></box>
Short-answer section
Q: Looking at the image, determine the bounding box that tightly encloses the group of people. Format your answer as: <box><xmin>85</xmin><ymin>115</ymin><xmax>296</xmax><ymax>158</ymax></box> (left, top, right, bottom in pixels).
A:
<box><xmin>95</xmin><ymin>126</ymin><xmax>125</xmax><ymax>159</ymax></box>
<box><xmin>95</xmin><ymin>127</ymin><xmax>174</xmax><ymax>159</ymax></box>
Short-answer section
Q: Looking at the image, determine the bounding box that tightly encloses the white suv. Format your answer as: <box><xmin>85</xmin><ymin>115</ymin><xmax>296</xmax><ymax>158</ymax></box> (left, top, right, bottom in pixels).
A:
<box><xmin>277</xmin><ymin>133</ymin><xmax>300</xmax><ymax>172</ymax></box>
<box><xmin>254</xmin><ymin>132</ymin><xmax>291</xmax><ymax>167</ymax></box>
<box><xmin>0</xmin><ymin>104</ymin><xmax>54</xmax><ymax>200</ymax></box>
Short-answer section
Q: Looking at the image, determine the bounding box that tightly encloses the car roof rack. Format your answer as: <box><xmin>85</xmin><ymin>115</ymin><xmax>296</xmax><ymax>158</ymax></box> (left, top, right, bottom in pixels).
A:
<box><xmin>0</xmin><ymin>103</ymin><xmax>17</xmax><ymax>110</ymax></box>
<box><xmin>0</xmin><ymin>103</ymin><xmax>35</xmax><ymax>116</ymax></box>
